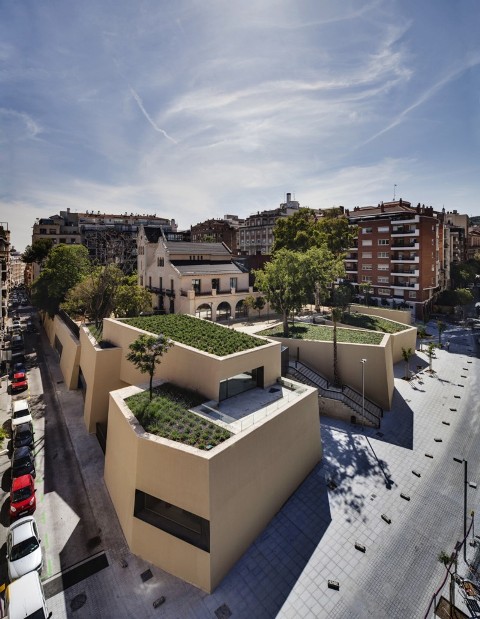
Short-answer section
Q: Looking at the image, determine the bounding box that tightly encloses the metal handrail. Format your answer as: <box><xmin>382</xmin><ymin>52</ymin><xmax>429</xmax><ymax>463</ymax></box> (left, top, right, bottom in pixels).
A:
<box><xmin>288</xmin><ymin>360</ymin><xmax>382</xmax><ymax>427</ymax></box>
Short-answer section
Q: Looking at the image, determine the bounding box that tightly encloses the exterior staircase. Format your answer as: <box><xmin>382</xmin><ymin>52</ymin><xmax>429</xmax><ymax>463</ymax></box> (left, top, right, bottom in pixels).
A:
<box><xmin>287</xmin><ymin>360</ymin><xmax>383</xmax><ymax>428</ymax></box>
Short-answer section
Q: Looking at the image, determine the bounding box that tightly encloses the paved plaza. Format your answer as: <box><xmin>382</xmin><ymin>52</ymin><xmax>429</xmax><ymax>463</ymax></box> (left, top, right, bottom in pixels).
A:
<box><xmin>28</xmin><ymin>320</ymin><xmax>480</xmax><ymax>617</ymax></box>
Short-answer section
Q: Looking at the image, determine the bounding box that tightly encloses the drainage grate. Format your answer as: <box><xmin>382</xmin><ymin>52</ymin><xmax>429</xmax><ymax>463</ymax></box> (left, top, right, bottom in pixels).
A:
<box><xmin>215</xmin><ymin>603</ymin><xmax>233</xmax><ymax>618</ymax></box>
<box><xmin>70</xmin><ymin>592</ymin><xmax>87</xmax><ymax>611</ymax></box>
<box><xmin>140</xmin><ymin>569</ymin><xmax>153</xmax><ymax>583</ymax></box>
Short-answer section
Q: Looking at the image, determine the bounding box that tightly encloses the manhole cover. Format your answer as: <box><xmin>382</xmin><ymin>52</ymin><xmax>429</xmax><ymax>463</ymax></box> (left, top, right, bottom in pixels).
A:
<box><xmin>215</xmin><ymin>604</ymin><xmax>232</xmax><ymax>619</ymax></box>
<box><xmin>70</xmin><ymin>592</ymin><xmax>87</xmax><ymax>611</ymax></box>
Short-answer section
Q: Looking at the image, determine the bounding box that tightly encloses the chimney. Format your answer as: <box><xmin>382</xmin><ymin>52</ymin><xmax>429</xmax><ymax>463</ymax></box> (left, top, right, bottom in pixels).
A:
<box><xmin>286</xmin><ymin>193</ymin><xmax>291</xmax><ymax>202</ymax></box>
<box><xmin>380</xmin><ymin>202</ymin><xmax>385</xmax><ymax>213</ymax></box>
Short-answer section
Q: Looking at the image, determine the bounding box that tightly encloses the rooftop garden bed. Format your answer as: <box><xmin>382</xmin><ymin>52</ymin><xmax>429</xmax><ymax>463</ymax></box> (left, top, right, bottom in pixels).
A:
<box><xmin>259</xmin><ymin>323</ymin><xmax>384</xmax><ymax>344</ymax></box>
<box><xmin>122</xmin><ymin>314</ymin><xmax>266</xmax><ymax>356</ymax></box>
<box><xmin>336</xmin><ymin>313</ymin><xmax>408</xmax><ymax>334</ymax></box>
<box><xmin>126</xmin><ymin>382</ymin><xmax>232</xmax><ymax>449</ymax></box>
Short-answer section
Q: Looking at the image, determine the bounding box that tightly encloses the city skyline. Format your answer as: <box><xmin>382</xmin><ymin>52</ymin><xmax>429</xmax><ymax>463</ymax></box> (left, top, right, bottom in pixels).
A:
<box><xmin>1</xmin><ymin>0</ymin><xmax>480</xmax><ymax>252</ymax></box>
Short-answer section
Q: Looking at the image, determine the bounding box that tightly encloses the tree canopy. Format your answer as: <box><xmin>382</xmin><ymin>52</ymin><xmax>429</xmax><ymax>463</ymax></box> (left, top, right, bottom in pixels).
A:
<box><xmin>22</xmin><ymin>239</ymin><xmax>54</xmax><ymax>265</ymax></box>
<box><xmin>126</xmin><ymin>334</ymin><xmax>173</xmax><ymax>399</ymax></box>
<box><xmin>253</xmin><ymin>246</ymin><xmax>343</xmax><ymax>336</ymax></box>
<box><xmin>61</xmin><ymin>266</ymin><xmax>152</xmax><ymax>325</ymax></box>
<box><xmin>31</xmin><ymin>244</ymin><xmax>91</xmax><ymax>317</ymax></box>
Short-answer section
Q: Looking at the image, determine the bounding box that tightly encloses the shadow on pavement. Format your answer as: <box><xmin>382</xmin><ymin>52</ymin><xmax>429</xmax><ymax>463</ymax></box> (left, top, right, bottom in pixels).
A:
<box><xmin>213</xmin><ymin>464</ymin><xmax>332</xmax><ymax>617</ymax></box>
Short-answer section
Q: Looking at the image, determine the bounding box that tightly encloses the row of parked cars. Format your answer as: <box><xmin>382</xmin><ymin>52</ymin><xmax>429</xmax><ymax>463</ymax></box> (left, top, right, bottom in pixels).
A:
<box><xmin>1</xmin><ymin>308</ymin><xmax>52</xmax><ymax>618</ymax></box>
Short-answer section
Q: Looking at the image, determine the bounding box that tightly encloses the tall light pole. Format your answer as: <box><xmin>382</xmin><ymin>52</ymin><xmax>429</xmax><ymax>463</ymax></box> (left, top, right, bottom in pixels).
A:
<box><xmin>360</xmin><ymin>358</ymin><xmax>367</xmax><ymax>430</ymax></box>
<box><xmin>453</xmin><ymin>457</ymin><xmax>468</xmax><ymax>563</ymax></box>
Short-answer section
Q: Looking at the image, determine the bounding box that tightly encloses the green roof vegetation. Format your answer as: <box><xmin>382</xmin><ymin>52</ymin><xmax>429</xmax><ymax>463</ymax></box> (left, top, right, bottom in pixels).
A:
<box><xmin>126</xmin><ymin>383</ymin><xmax>232</xmax><ymax>450</ymax></box>
<box><xmin>337</xmin><ymin>313</ymin><xmax>408</xmax><ymax>334</ymax></box>
<box><xmin>122</xmin><ymin>314</ymin><xmax>266</xmax><ymax>356</ymax></box>
<box><xmin>259</xmin><ymin>322</ymin><xmax>384</xmax><ymax>344</ymax></box>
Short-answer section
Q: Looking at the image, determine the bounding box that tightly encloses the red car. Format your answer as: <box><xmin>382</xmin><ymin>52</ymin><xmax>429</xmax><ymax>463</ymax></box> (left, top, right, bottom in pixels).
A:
<box><xmin>9</xmin><ymin>474</ymin><xmax>36</xmax><ymax>521</ymax></box>
<box><xmin>11</xmin><ymin>371</ymin><xmax>28</xmax><ymax>394</ymax></box>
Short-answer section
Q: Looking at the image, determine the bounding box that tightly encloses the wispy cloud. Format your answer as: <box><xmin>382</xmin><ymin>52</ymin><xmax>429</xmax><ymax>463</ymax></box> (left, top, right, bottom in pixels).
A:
<box><xmin>129</xmin><ymin>87</ymin><xmax>177</xmax><ymax>144</ymax></box>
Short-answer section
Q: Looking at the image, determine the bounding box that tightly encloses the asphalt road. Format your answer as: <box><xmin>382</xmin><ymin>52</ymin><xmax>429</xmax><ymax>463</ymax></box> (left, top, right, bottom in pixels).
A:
<box><xmin>0</xmin><ymin>307</ymin><xmax>101</xmax><ymax>588</ymax></box>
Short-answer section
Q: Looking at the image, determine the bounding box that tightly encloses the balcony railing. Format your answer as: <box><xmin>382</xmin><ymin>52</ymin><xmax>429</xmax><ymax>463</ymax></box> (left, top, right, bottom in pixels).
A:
<box><xmin>391</xmin><ymin>281</ymin><xmax>419</xmax><ymax>290</ymax></box>
<box><xmin>390</xmin><ymin>268</ymin><xmax>419</xmax><ymax>276</ymax></box>
<box><xmin>391</xmin><ymin>254</ymin><xmax>419</xmax><ymax>263</ymax></box>
<box><xmin>391</xmin><ymin>227</ymin><xmax>419</xmax><ymax>236</ymax></box>
<box><xmin>390</xmin><ymin>241</ymin><xmax>419</xmax><ymax>249</ymax></box>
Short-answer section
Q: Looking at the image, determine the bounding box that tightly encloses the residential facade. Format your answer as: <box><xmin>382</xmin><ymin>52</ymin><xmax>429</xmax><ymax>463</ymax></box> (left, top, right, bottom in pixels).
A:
<box><xmin>0</xmin><ymin>222</ymin><xmax>10</xmax><ymax>327</ymax></box>
<box><xmin>344</xmin><ymin>200</ymin><xmax>446</xmax><ymax>319</ymax></box>
<box><xmin>237</xmin><ymin>193</ymin><xmax>303</xmax><ymax>256</ymax></box>
<box><xmin>190</xmin><ymin>217</ymin><xmax>239</xmax><ymax>253</ymax></box>
<box><xmin>138</xmin><ymin>227</ymin><xmax>266</xmax><ymax>321</ymax></box>
<box><xmin>31</xmin><ymin>209</ymin><xmax>176</xmax><ymax>277</ymax></box>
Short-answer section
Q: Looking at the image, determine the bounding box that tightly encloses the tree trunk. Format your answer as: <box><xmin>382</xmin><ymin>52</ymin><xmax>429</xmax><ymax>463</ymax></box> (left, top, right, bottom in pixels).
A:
<box><xmin>149</xmin><ymin>372</ymin><xmax>153</xmax><ymax>400</ymax></box>
<box><xmin>283</xmin><ymin>311</ymin><xmax>289</xmax><ymax>337</ymax></box>
<box><xmin>333</xmin><ymin>321</ymin><xmax>341</xmax><ymax>387</ymax></box>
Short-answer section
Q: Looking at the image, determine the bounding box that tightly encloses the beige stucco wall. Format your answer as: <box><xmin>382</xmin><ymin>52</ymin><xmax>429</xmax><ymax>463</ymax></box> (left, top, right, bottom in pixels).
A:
<box><xmin>318</xmin><ymin>395</ymin><xmax>377</xmax><ymax>427</ymax></box>
<box><xmin>104</xmin><ymin>382</ymin><xmax>320</xmax><ymax>592</ymax></box>
<box><xmin>389</xmin><ymin>325</ymin><xmax>418</xmax><ymax>364</ymax></box>
<box><xmin>102</xmin><ymin>318</ymin><xmax>281</xmax><ymax>402</ymax></box>
<box><xmin>41</xmin><ymin>314</ymin><xmax>80</xmax><ymax>390</ymax></box>
<box><xmin>79</xmin><ymin>327</ymin><xmax>128</xmax><ymax>433</ymax></box>
<box><xmin>270</xmin><ymin>331</ymin><xmax>394</xmax><ymax>410</ymax></box>
<box><xmin>350</xmin><ymin>304</ymin><xmax>412</xmax><ymax>325</ymax></box>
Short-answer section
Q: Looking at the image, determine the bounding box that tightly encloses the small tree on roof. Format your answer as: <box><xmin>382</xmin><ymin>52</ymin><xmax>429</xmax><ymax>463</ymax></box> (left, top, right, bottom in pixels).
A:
<box><xmin>126</xmin><ymin>334</ymin><xmax>173</xmax><ymax>400</ymax></box>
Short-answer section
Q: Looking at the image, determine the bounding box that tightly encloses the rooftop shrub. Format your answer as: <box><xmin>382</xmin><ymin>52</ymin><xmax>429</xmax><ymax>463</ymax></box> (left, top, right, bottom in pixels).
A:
<box><xmin>259</xmin><ymin>322</ymin><xmax>384</xmax><ymax>344</ymax></box>
<box><xmin>126</xmin><ymin>382</ymin><xmax>232</xmax><ymax>449</ymax></box>
<box><xmin>122</xmin><ymin>314</ymin><xmax>266</xmax><ymax>355</ymax></box>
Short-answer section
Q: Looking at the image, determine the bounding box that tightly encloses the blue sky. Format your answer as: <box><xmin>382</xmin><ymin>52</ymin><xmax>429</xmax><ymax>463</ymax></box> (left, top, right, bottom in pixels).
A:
<box><xmin>1</xmin><ymin>0</ymin><xmax>480</xmax><ymax>252</ymax></box>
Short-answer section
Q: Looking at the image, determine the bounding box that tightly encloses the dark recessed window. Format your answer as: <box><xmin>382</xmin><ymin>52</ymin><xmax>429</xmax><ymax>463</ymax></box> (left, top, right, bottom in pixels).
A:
<box><xmin>134</xmin><ymin>490</ymin><xmax>210</xmax><ymax>552</ymax></box>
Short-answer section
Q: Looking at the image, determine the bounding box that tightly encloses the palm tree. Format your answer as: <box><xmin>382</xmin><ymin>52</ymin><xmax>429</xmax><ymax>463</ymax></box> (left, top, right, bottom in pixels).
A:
<box><xmin>426</xmin><ymin>343</ymin><xmax>436</xmax><ymax>373</ymax></box>
<box><xmin>437</xmin><ymin>320</ymin><xmax>446</xmax><ymax>346</ymax></box>
<box><xmin>402</xmin><ymin>347</ymin><xmax>413</xmax><ymax>380</ymax></box>
<box><xmin>332</xmin><ymin>306</ymin><xmax>342</xmax><ymax>387</ymax></box>
<box><xmin>417</xmin><ymin>325</ymin><xmax>427</xmax><ymax>351</ymax></box>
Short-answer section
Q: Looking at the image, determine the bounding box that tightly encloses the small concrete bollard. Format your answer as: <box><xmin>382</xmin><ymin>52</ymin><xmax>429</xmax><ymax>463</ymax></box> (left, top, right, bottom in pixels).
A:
<box><xmin>328</xmin><ymin>580</ymin><xmax>339</xmax><ymax>590</ymax></box>
<box><xmin>355</xmin><ymin>542</ymin><xmax>366</xmax><ymax>553</ymax></box>
<box><xmin>153</xmin><ymin>596</ymin><xmax>166</xmax><ymax>608</ymax></box>
<box><xmin>381</xmin><ymin>514</ymin><xmax>392</xmax><ymax>524</ymax></box>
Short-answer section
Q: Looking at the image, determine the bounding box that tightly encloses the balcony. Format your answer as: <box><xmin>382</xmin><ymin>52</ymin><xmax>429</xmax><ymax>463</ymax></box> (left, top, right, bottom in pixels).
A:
<box><xmin>390</xmin><ymin>241</ymin><xmax>419</xmax><ymax>250</ymax></box>
<box><xmin>390</xmin><ymin>268</ymin><xmax>419</xmax><ymax>277</ymax></box>
<box><xmin>391</xmin><ymin>227</ymin><xmax>419</xmax><ymax>237</ymax></box>
<box><xmin>390</xmin><ymin>254</ymin><xmax>419</xmax><ymax>263</ymax></box>
<box><xmin>146</xmin><ymin>285</ymin><xmax>164</xmax><ymax>294</ymax></box>
<box><xmin>392</xmin><ymin>214</ymin><xmax>419</xmax><ymax>224</ymax></box>
<box><xmin>391</xmin><ymin>280</ymin><xmax>419</xmax><ymax>290</ymax></box>
<box><xmin>345</xmin><ymin>253</ymin><xmax>358</xmax><ymax>261</ymax></box>
<box><xmin>345</xmin><ymin>265</ymin><xmax>358</xmax><ymax>274</ymax></box>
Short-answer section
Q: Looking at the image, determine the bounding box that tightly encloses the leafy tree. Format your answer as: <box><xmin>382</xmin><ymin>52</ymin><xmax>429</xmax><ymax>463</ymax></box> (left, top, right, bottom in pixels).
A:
<box><xmin>316</xmin><ymin>215</ymin><xmax>357</xmax><ymax>255</ymax></box>
<box><xmin>253</xmin><ymin>249</ymin><xmax>307</xmax><ymax>337</ymax></box>
<box><xmin>114</xmin><ymin>276</ymin><xmax>152</xmax><ymax>318</ymax></box>
<box><xmin>272</xmin><ymin>208</ymin><xmax>319</xmax><ymax>253</ymax></box>
<box><xmin>254</xmin><ymin>295</ymin><xmax>266</xmax><ymax>319</ymax></box>
<box><xmin>31</xmin><ymin>244</ymin><xmax>90</xmax><ymax>317</ymax></box>
<box><xmin>359</xmin><ymin>282</ymin><xmax>373</xmax><ymax>307</ymax></box>
<box><xmin>21</xmin><ymin>238</ymin><xmax>54</xmax><ymax>265</ymax></box>
<box><xmin>402</xmin><ymin>347</ymin><xmax>413</xmax><ymax>380</ymax></box>
<box><xmin>243</xmin><ymin>294</ymin><xmax>257</xmax><ymax>322</ymax></box>
<box><xmin>332</xmin><ymin>284</ymin><xmax>353</xmax><ymax>318</ymax></box>
<box><xmin>126</xmin><ymin>334</ymin><xmax>173</xmax><ymax>400</ymax></box>
<box><xmin>62</xmin><ymin>263</ymin><xmax>123</xmax><ymax>327</ymax></box>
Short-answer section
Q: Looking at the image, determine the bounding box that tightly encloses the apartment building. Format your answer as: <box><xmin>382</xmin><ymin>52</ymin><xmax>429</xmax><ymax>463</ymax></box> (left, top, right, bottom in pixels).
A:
<box><xmin>138</xmin><ymin>227</ymin><xmax>265</xmax><ymax>321</ymax></box>
<box><xmin>344</xmin><ymin>200</ymin><xmax>446</xmax><ymax>320</ymax></box>
<box><xmin>237</xmin><ymin>193</ymin><xmax>304</xmax><ymax>256</ymax></box>
<box><xmin>190</xmin><ymin>217</ymin><xmax>240</xmax><ymax>253</ymax></box>
<box><xmin>31</xmin><ymin>209</ymin><xmax>176</xmax><ymax>276</ymax></box>
<box><xmin>8</xmin><ymin>247</ymin><xmax>25</xmax><ymax>288</ymax></box>
<box><xmin>0</xmin><ymin>223</ymin><xmax>10</xmax><ymax>327</ymax></box>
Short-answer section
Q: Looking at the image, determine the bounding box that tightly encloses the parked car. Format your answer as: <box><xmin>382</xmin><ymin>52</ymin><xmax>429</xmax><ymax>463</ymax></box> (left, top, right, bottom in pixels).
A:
<box><xmin>11</xmin><ymin>399</ymin><xmax>32</xmax><ymax>428</ymax></box>
<box><xmin>7</xmin><ymin>515</ymin><xmax>42</xmax><ymax>581</ymax></box>
<box><xmin>9</xmin><ymin>362</ymin><xmax>26</xmax><ymax>379</ymax></box>
<box><xmin>11</xmin><ymin>447</ymin><xmax>36</xmax><ymax>480</ymax></box>
<box><xmin>13</xmin><ymin>422</ymin><xmax>34</xmax><ymax>450</ymax></box>
<box><xmin>11</xmin><ymin>371</ymin><xmax>28</xmax><ymax>394</ymax></box>
<box><xmin>9</xmin><ymin>474</ymin><xmax>36</xmax><ymax>521</ymax></box>
<box><xmin>4</xmin><ymin>570</ymin><xmax>51</xmax><ymax>619</ymax></box>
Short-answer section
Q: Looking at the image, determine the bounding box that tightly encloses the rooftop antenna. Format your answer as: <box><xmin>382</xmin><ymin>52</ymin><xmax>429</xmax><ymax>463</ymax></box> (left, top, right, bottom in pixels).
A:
<box><xmin>393</xmin><ymin>184</ymin><xmax>397</xmax><ymax>201</ymax></box>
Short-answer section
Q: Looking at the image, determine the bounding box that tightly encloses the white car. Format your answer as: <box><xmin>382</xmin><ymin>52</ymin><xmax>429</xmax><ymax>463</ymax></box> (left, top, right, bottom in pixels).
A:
<box><xmin>11</xmin><ymin>399</ymin><xmax>32</xmax><ymax>428</ymax></box>
<box><xmin>7</xmin><ymin>516</ymin><xmax>43</xmax><ymax>581</ymax></box>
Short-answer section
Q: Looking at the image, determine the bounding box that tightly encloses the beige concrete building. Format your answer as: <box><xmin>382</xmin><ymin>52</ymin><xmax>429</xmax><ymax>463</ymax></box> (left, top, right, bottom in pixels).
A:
<box><xmin>42</xmin><ymin>312</ymin><xmax>321</xmax><ymax>592</ymax></box>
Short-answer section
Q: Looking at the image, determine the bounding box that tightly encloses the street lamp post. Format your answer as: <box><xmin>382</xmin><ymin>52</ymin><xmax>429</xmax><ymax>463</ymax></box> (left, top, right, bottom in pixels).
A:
<box><xmin>453</xmin><ymin>457</ymin><xmax>468</xmax><ymax>563</ymax></box>
<box><xmin>360</xmin><ymin>358</ymin><xmax>367</xmax><ymax>430</ymax></box>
